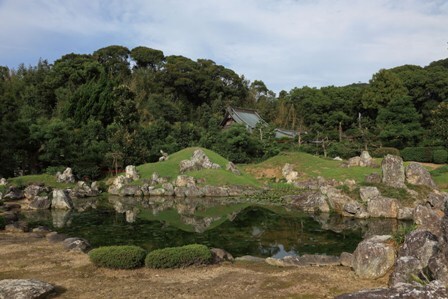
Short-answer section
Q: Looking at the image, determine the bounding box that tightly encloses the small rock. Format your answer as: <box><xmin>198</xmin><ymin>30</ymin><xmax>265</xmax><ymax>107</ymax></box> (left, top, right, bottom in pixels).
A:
<box><xmin>282</xmin><ymin>163</ymin><xmax>299</xmax><ymax>183</ymax></box>
<box><xmin>175</xmin><ymin>175</ymin><xmax>196</xmax><ymax>187</ymax></box>
<box><xmin>365</xmin><ymin>173</ymin><xmax>382</xmax><ymax>184</ymax></box>
<box><xmin>125</xmin><ymin>165</ymin><xmax>140</xmax><ymax>181</ymax></box>
<box><xmin>226</xmin><ymin>162</ymin><xmax>241</xmax><ymax>175</ymax></box>
<box><xmin>63</xmin><ymin>237</ymin><xmax>91</xmax><ymax>253</ymax></box>
<box><xmin>0</xmin><ymin>178</ymin><xmax>7</xmax><ymax>185</ymax></box>
<box><xmin>359</xmin><ymin>186</ymin><xmax>380</xmax><ymax>203</ymax></box>
<box><xmin>340</xmin><ymin>252</ymin><xmax>353</xmax><ymax>267</ymax></box>
<box><xmin>56</xmin><ymin>167</ymin><xmax>75</xmax><ymax>183</ymax></box>
<box><xmin>397</xmin><ymin>207</ymin><xmax>414</xmax><ymax>220</ymax></box>
<box><xmin>211</xmin><ymin>248</ymin><xmax>234</xmax><ymax>263</ymax></box>
<box><xmin>0</xmin><ymin>279</ymin><xmax>55</xmax><ymax>299</ymax></box>
<box><xmin>333</xmin><ymin>156</ymin><xmax>343</xmax><ymax>161</ymax></box>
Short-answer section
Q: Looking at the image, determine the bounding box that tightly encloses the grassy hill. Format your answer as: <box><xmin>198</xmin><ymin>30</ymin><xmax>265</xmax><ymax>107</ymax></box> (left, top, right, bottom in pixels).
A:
<box><xmin>243</xmin><ymin>151</ymin><xmax>381</xmax><ymax>183</ymax></box>
<box><xmin>136</xmin><ymin>147</ymin><xmax>260</xmax><ymax>187</ymax></box>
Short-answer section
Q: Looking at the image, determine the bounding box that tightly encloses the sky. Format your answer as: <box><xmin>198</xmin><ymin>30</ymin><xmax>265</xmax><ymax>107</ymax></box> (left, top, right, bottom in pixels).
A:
<box><xmin>1</xmin><ymin>0</ymin><xmax>447</xmax><ymax>93</ymax></box>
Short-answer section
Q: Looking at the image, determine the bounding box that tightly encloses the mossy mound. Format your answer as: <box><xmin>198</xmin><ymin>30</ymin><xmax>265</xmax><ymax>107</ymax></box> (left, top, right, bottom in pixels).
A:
<box><xmin>89</xmin><ymin>245</ymin><xmax>146</xmax><ymax>269</ymax></box>
<box><xmin>136</xmin><ymin>147</ymin><xmax>260</xmax><ymax>187</ymax></box>
<box><xmin>145</xmin><ymin>244</ymin><xmax>212</xmax><ymax>269</ymax></box>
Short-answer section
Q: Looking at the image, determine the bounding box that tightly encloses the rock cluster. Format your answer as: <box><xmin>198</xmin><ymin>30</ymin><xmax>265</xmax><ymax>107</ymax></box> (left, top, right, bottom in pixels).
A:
<box><xmin>344</xmin><ymin>151</ymin><xmax>378</xmax><ymax>168</ymax></box>
<box><xmin>56</xmin><ymin>167</ymin><xmax>75</xmax><ymax>183</ymax></box>
<box><xmin>179</xmin><ymin>149</ymin><xmax>221</xmax><ymax>173</ymax></box>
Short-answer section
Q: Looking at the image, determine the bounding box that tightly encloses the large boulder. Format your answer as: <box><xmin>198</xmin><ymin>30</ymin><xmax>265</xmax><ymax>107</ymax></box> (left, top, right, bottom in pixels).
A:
<box><xmin>399</xmin><ymin>230</ymin><xmax>439</xmax><ymax>268</ymax></box>
<box><xmin>63</xmin><ymin>237</ymin><xmax>91</xmax><ymax>253</ymax></box>
<box><xmin>175</xmin><ymin>175</ymin><xmax>196</xmax><ymax>187</ymax></box>
<box><xmin>359</xmin><ymin>186</ymin><xmax>380</xmax><ymax>203</ymax></box>
<box><xmin>51</xmin><ymin>189</ymin><xmax>73</xmax><ymax>210</ymax></box>
<box><xmin>28</xmin><ymin>196</ymin><xmax>51</xmax><ymax>210</ymax></box>
<box><xmin>426</xmin><ymin>191</ymin><xmax>448</xmax><ymax>210</ymax></box>
<box><xmin>381</xmin><ymin>155</ymin><xmax>406</xmax><ymax>188</ymax></box>
<box><xmin>179</xmin><ymin>149</ymin><xmax>221</xmax><ymax>173</ymax></box>
<box><xmin>0</xmin><ymin>279</ymin><xmax>55</xmax><ymax>299</ymax></box>
<box><xmin>282</xmin><ymin>163</ymin><xmax>299</xmax><ymax>183</ymax></box>
<box><xmin>359</xmin><ymin>151</ymin><xmax>374</xmax><ymax>167</ymax></box>
<box><xmin>290</xmin><ymin>192</ymin><xmax>330</xmax><ymax>213</ymax></box>
<box><xmin>352</xmin><ymin>235</ymin><xmax>396</xmax><ymax>279</ymax></box>
<box><xmin>405</xmin><ymin>162</ymin><xmax>438</xmax><ymax>189</ymax></box>
<box><xmin>367</xmin><ymin>196</ymin><xmax>399</xmax><ymax>218</ymax></box>
<box><xmin>23</xmin><ymin>184</ymin><xmax>49</xmax><ymax>200</ymax></box>
<box><xmin>414</xmin><ymin>205</ymin><xmax>444</xmax><ymax>237</ymax></box>
<box><xmin>56</xmin><ymin>167</ymin><xmax>75</xmax><ymax>183</ymax></box>
<box><xmin>320</xmin><ymin>186</ymin><xmax>352</xmax><ymax>213</ymax></box>
<box><xmin>125</xmin><ymin>165</ymin><xmax>140</xmax><ymax>181</ymax></box>
<box><xmin>3</xmin><ymin>187</ymin><xmax>24</xmax><ymax>201</ymax></box>
<box><xmin>389</xmin><ymin>256</ymin><xmax>423</xmax><ymax>287</ymax></box>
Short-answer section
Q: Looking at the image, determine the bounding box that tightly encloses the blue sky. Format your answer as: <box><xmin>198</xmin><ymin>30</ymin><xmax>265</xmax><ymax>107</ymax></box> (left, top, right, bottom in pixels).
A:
<box><xmin>1</xmin><ymin>0</ymin><xmax>447</xmax><ymax>93</ymax></box>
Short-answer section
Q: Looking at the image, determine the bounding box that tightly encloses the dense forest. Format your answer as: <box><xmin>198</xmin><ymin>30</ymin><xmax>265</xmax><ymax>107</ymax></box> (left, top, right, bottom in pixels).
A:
<box><xmin>0</xmin><ymin>45</ymin><xmax>447</xmax><ymax>179</ymax></box>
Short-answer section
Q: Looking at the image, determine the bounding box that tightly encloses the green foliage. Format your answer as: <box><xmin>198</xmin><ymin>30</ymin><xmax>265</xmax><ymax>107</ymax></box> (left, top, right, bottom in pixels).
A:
<box><xmin>327</xmin><ymin>142</ymin><xmax>359</xmax><ymax>159</ymax></box>
<box><xmin>392</xmin><ymin>224</ymin><xmax>417</xmax><ymax>245</ymax></box>
<box><xmin>401</xmin><ymin>147</ymin><xmax>437</xmax><ymax>162</ymax></box>
<box><xmin>0</xmin><ymin>215</ymin><xmax>5</xmax><ymax>230</ymax></box>
<box><xmin>89</xmin><ymin>245</ymin><xmax>146</xmax><ymax>269</ymax></box>
<box><xmin>433</xmin><ymin>149</ymin><xmax>448</xmax><ymax>164</ymax></box>
<box><xmin>431</xmin><ymin>165</ymin><xmax>448</xmax><ymax>176</ymax></box>
<box><xmin>371</xmin><ymin>147</ymin><xmax>400</xmax><ymax>158</ymax></box>
<box><xmin>145</xmin><ymin>244</ymin><xmax>212</xmax><ymax>269</ymax></box>
<box><xmin>44</xmin><ymin>166</ymin><xmax>67</xmax><ymax>175</ymax></box>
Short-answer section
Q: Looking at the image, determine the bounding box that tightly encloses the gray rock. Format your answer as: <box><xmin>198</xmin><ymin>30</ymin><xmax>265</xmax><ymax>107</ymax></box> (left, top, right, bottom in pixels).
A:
<box><xmin>179</xmin><ymin>149</ymin><xmax>221</xmax><ymax>173</ymax></box>
<box><xmin>352</xmin><ymin>235</ymin><xmax>396</xmax><ymax>279</ymax></box>
<box><xmin>51</xmin><ymin>189</ymin><xmax>73</xmax><ymax>210</ymax></box>
<box><xmin>175</xmin><ymin>175</ymin><xmax>196</xmax><ymax>187</ymax></box>
<box><xmin>359</xmin><ymin>186</ymin><xmax>380</xmax><ymax>203</ymax></box>
<box><xmin>398</xmin><ymin>207</ymin><xmax>414</xmax><ymax>220</ymax></box>
<box><xmin>211</xmin><ymin>248</ymin><xmax>234</xmax><ymax>263</ymax></box>
<box><xmin>389</xmin><ymin>256</ymin><xmax>424</xmax><ymax>287</ymax></box>
<box><xmin>3</xmin><ymin>187</ymin><xmax>24</xmax><ymax>201</ymax></box>
<box><xmin>63</xmin><ymin>237</ymin><xmax>91</xmax><ymax>253</ymax></box>
<box><xmin>0</xmin><ymin>178</ymin><xmax>7</xmax><ymax>185</ymax></box>
<box><xmin>23</xmin><ymin>184</ymin><xmax>49</xmax><ymax>200</ymax></box>
<box><xmin>119</xmin><ymin>185</ymin><xmax>142</xmax><ymax>197</ymax></box>
<box><xmin>428</xmin><ymin>251</ymin><xmax>448</xmax><ymax>285</ymax></box>
<box><xmin>0</xmin><ymin>279</ymin><xmax>55</xmax><ymax>299</ymax></box>
<box><xmin>56</xmin><ymin>167</ymin><xmax>75</xmax><ymax>183</ymax></box>
<box><xmin>426</xmin><ymin>191</ymin><xmax>448</xmax><ymax>209</ymax></box>
<box><xmin>28</xmin><ymin>196</ymin><xmax>51</xmax><ymax>210</ymax></box>
<box><xmin>226</xmin><ymin>162</ymin><xmax>241</xmax><ymax>175</ymax></box>
<box><xmin>201</xmin><ymin>185</ymin><xmax>229</xmax><ymax>197</ymax></box>
<box><xmin>399</xmin><ymin>230</ymin><xmax>439</xmax><ymax>268</ymax></box>
<box><xmin>282</xmin><ymin>163</ymin><xmax>299</xmax><ymax>183</ymax></box>
<box><xmin>367</xmin><ymin>196</ymin><xmax>399</xmax><ymax>218</ymax></box>
<box><xmin>343</xmin><ymin>201</ymin><xmax>369</xmax><ymax>218</ymax></box>
<box><xmin>344</xmin><ymin>179</ymin><xmax>357</xmax><ymax>191</ymax></box>
<box><xmin>5</xmin><ymin>221</ymin><xmax>29</xmax><ymax>233</ymax></box>
<box><xmin>365</xmin><ymin>172</ymin><xmax>382</xmax><ymax>184</ymax></box>
<box><xmin>125</xmin><ymin>165</ymin><xmax>139</xmax><ymax>181</ymax></box>
<box><xmin>340</xmin><ymin>252</ymin><xmax>353</xmax><ymax>267</ymax></box>
<box><xmin>335</xmin><ymin>281</ymin><xmax>448</xmax><ymax>299</ymax></box>
<box><xmin>108</xmin><ymin>175</ymin><xmax>131</xmax><ymax>195</ymax></box>
<box><xmin>320</xmin><ymin>186</ymin><xmax>352</xmax><ymax>213</ymax></box>
<box><xmin>347</xmin><ymin>156</ymin><xmax>361</xmax><ymax>167</ymax></box>
<box><xmin>414</xmin><ymin>205</ymin><xmax>444</xmax><ymax>237</ymax></box>
<box><xmin>162</xmin><ymin>183</ymin><xmax>175</xmax><ymax>196</ymax></box>
<box><xmin>405</xmin><ymin>162</ymin><xmax>438</xmax><ymax>189</ymax></box>
<box><xmin>359</xmin><ymin>151</ymin><xmax>373</xmax><ymax>167</ymax></box>
<box><xmin>69</xmin><ymin>181</ymin><xmax>100</xmax><ymax>198</ymax></box>
<box><xmin>149</xmin><ymin>188</ymin><xmax>165</xmax><ymax>196</ymax></box>
<box><xmin>184</xmin><ymin>186</ymin><xmax>204</xmax><ymax>198</ymax></box>
<box><xmin>381</xmin><ymin>154</ymin><xmax>406</xmax><ymax>188</ymax></box>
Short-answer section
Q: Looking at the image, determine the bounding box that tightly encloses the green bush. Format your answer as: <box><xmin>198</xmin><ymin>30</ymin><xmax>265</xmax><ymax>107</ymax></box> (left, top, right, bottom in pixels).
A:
<box><xmin>327</xmin><ymin>142</ymin><xmax>358</xmax><ymax>159</ymax></box>
<box><xmin>89</xmin><ymin>245</ymin><xmax>146</xmax><ymax>269</ymax></box>
<box><xmin>433</xmin><ymin>149</ymin><xmax>448</xmax><ymax>164</ymax></box>
<box><xmin>401</xmin><ymin>147</ymin><xmax>434</xmax><ymax>162</ymax></box>
<box><xmin>45</xmin><ymin>166</ymin><xmax>67</xmax><ymax>175</ymax></box>
<box><xmin>0</xmin><ymin>216</ymin><xmax>5</xmax><ymax>230</ymax></box>
<box><xmin>371</xmin><ymin>147</ymin><xmax>400</xmax><ymax>158</ymax></box>
<box><xmin>145</xmin><ymin>244</ymin><xmax>212</xmax><ymax>269</ymax></box>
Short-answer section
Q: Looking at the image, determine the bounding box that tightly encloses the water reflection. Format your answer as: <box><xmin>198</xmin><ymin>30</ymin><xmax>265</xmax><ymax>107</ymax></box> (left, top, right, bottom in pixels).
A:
<box><xmin>22</xmin><ymin>196</ymin><xmax>411</xmax><ymax>258</ymax></box>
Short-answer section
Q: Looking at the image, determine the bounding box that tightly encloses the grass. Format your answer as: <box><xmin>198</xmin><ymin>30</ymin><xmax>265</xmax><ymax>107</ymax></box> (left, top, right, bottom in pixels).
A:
<box><xmin>8</xmin><ymin>174</ymin><xmax>76</xmax><ymax>189</ymax></box>
<box><xmin>243</xmin><ymin>151</ymin><xmax>381</xmax><ymax>183</ymax></box>
<box><xmin>136</xmin><ymin>147</ymin><xmax>260</xmax><ymax>187</ymax></box>
<box><xmin>431</xmin><ymin>165</ymin><xmax>448</xmax><ymax>191</ymax></box>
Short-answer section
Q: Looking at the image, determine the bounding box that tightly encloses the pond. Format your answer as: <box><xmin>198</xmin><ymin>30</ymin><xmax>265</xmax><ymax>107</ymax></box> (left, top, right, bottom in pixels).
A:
<box><xmin>22</xmin><ymin>196</ymin><xmax>410</xmax><ymax>258</ymax></box>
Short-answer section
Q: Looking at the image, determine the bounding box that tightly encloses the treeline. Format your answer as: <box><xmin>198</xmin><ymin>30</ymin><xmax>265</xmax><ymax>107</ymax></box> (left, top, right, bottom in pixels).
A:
<box><xmin>0</xmin><ymin>45</ymin><xmax>447</xmax><ymax>178</ymax></box>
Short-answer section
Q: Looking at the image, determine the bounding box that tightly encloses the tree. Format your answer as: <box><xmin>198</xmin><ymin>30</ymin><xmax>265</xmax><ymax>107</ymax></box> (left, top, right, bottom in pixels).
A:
<box><xmin>130</xmin><ymin>46</ymin><xmax>165</xmax><ymax>70</ymax></box>
<box><xmin>376</xmin><ymin>97</ymin><xmax>423</xmax><ymax>148</ymax></box>
<box><xmin>430</xmin><ymin>102</ymin><xmax>448</xmax><ymax>147</ymax></box>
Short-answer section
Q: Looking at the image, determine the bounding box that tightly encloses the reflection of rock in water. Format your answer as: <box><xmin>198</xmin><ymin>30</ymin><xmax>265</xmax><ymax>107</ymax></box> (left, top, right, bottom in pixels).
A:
<box><xmin>125</xmin><ymin>208</ymin><xmax>139</xmax><ymax>223</ymax></box>
<box><xmin>180</xmin><ymin>215</ymin><xmax>221</xmax><ymax>233</ymax></box>
<box><xmin>228</xmin><ymin>211</ymin><xmax>238</xmax><ymax>221</ymax></box>
<box><xmin>176</xmin><ymin>203</ymin><xmax>197</xmax><ymax>215</ymax></box>
<box><xmin>51</xmin><ymin>209</ymin><xmax>72</xmax><ymax>228</ymax></box>
<box><xmin>108</xmin><ymin>196</ymin><xmax>145</xmax><ymax>213</ymax></box>
<box><xmin>73</xmin><ymin>197</ymin><xmax>99</xmax><ymax>212</ymax></box>
<box><xmin>251</xmin><ymin>226</ymin><xmax>264</xmax><ymax>237</ymax></box>
<box><xmin>311</xmin><ymin>212</ymin><xmax>400</xmax><ymax>237</ymax></box>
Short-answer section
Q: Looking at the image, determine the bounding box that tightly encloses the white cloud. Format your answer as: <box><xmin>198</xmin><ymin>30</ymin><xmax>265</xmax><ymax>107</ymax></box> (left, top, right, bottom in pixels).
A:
<box><xmin>0</xmin><ymin>0</ymin><xmax>447</xmax><ymax>92</ymax></box>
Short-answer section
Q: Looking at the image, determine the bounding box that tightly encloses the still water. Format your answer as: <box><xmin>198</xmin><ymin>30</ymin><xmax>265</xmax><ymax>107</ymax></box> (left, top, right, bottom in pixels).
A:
<box><xmin>23</xmin><ymin>196</ymin><xmax>408</xmax><ymax>258</ymax></box>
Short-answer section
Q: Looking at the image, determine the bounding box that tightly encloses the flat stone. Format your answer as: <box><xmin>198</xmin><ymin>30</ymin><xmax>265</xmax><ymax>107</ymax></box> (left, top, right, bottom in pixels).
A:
<box><xmin>0</xmin><ymin>279</ymin><xmax>55</xmax><ymax>299</ymax></box>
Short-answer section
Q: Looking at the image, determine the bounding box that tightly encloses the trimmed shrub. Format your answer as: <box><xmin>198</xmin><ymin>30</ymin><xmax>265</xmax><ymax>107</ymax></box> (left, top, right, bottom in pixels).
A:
<box><xmin>327</xmin><ymin>142</ymin><xmax>358</xmax><ymax>159</ymax></box>
<box><xmin>145</xmin><ymin>244</ymin><xmax>212</xmax><ymax>269</ymax></box>
<box><xmin>371</xmin><ymin>147</ymin><xmax>400</xmax><ymax>158</ymax></box>
<box><xmin>433</xmin><ymin>149</ymin><xmax>448</xmax><ymax>164</ymax></box>
<box><xmin>0</xmin><ymin>216</ymin><xmax>5</xmax><ymax>230</ymax></box>
<box><xmin>401</xmin><ymin>147</ymin><xmax>433</xmax><ymax>162</ymax></box>
<box><xmin>89</xmin><ymin>245</ymin><xmax>146</xmax><ymax>269</ymax></box>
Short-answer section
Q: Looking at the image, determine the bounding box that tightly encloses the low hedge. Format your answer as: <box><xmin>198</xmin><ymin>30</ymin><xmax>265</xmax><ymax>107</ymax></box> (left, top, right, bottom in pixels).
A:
<box><xmin>145</xmin><ymin>244</ymin><xmax>212</xmax><ymax>269</ymax></box>
<box><xmin>89</xmin><ymin>245</ymin><xmax>146</xmax><ymax>269</ymax></box>
<box><xmin>371</xmin><ymin>147</ymin><xmax>400</xmax><ymax>158</ymax></box>
<box><xmin>433</xmin><ymin>149</ymin><xmax>448</xmax><ymax>164</ymax></box>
